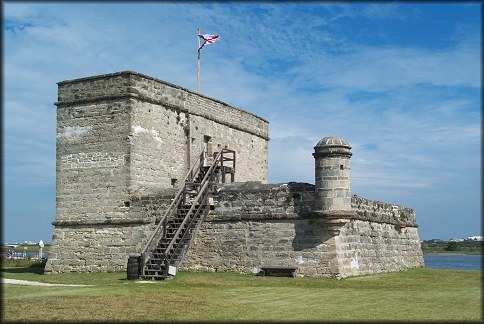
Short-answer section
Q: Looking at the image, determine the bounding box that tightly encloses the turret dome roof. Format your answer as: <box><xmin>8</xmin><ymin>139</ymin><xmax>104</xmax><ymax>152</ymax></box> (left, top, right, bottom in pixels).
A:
<box><xmin>315</xmin><ymin>136</ymin><xmax>351</xmax><ymax>148</ymax></box>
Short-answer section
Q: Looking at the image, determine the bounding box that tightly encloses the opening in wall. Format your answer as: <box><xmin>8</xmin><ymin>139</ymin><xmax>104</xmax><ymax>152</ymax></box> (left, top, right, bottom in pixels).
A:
<box><xmin>171</xmin><ymin>178</ymin><xmax>178</xmax><ymax>188</ymax></box>
<box><xmin>203</xmin><ymin>135</ymin><xmax>211</xmax><ymax>166</ymax></box>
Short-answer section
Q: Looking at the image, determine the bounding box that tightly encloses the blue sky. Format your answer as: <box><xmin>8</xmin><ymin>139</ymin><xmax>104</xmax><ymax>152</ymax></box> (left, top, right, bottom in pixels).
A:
<box><xmin>2</xmin><ymin>2</ymin><xmax>481</xmax><ymax>243</ymax></box>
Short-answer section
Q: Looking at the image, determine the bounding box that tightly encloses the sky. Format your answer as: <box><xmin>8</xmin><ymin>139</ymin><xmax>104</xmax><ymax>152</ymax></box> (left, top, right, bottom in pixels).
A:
<box><xmin>2</xmin><ymin>2</ymin><xmax>481</xmax><ymax>243</ymax></box>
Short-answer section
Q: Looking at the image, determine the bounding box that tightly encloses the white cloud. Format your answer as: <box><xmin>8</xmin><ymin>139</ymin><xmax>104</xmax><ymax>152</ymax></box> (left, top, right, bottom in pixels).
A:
<box><xmin>2</xmin><ymin>2</ymin><xmax>480</xmax><ymax>242</ymax></box>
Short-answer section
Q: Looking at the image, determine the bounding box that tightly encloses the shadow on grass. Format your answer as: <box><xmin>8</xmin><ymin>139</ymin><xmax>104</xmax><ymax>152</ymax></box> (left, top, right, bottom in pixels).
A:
<box><xmin>1</xmin><ymin>266</ymin><xmax>45</xmax><ymax>275</ymax></box>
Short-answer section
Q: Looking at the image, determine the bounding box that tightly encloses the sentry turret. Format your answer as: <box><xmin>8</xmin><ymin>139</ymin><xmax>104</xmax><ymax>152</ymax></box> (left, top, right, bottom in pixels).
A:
<box><xmin>313</xmin><ymin>136</ymin><xmax>352</xmax><ymax>212</ymax></box>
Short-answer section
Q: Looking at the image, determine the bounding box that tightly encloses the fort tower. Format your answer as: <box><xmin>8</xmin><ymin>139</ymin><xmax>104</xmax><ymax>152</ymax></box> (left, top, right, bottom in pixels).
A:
<box><xmin>313</xmin><ymin>136</ymin><xmax>352</xmax><ymax>212</ymax></box>
<box><xmin>45</xmin><ymin>71</ymin><xmax>269</xmax><ymax>274</ymax></box>
<box><xmin>46</xmin><ymin>71</ymin><xmax>424</xmax><ymax>277</ymax></box>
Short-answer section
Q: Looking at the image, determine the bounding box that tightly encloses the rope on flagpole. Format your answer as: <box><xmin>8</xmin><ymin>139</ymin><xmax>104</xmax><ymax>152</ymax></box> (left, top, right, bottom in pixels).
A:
<box><xmin>197</xmin><ymin>28</ymin><xmax>201</xmax><ymax>94</ymax></box>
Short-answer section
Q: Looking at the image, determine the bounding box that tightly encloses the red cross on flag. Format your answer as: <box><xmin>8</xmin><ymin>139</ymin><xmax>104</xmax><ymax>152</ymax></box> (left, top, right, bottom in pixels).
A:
<box><xmin>198</xmin><ymin>34</ymin><xmax>220</xmax><ymax>52</ymax></box>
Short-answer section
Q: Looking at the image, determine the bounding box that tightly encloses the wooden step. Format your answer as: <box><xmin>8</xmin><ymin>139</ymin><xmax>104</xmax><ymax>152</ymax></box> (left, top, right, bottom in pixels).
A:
<box><xmin>140</xmin><ymin>275</ymin><xmax>165</xmax><ymax>280</ymax></box>
<box><xmin>142</xmin><ymin>273</ymin><xmax>164</xmax><ymax>278</ymax></box>
<box><xmin>141</xmin><ymin>274</ymin><xmax>165</xmax><ymax>278</ymax></box>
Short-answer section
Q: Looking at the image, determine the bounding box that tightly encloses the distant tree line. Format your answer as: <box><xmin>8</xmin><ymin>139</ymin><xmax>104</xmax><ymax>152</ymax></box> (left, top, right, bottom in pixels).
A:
<box><xmin>421</xmin><ymin>240</ymin><xmax>483</xmax><ymax>254</ymax></box>
<box><xmin>1</xmin><ymin>244</ymin><xmax>50</xmax><ymax>253</ymax></box>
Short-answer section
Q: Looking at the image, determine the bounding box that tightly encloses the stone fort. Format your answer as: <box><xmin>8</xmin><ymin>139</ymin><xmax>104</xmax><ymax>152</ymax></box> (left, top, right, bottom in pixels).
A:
<box><xmin>45</xmin><ymin>71</ymin><xmax>424</xmax><ymax>279</ymax></box>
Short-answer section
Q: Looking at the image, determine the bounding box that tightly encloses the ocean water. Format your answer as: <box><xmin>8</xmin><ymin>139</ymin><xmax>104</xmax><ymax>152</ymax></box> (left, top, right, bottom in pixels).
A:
<box><xmin>424</xmin><ymin>254</ymin><xmax>482</xmax><ymax>271</ymax></box>
<box><xmin>4</xmin><ymin>252</ymin><xmax>482</xmax><ymax>271</ymax></box>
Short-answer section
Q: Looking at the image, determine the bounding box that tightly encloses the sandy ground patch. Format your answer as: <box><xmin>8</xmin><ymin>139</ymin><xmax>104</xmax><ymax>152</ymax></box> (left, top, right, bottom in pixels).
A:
<box><xmin>1</xmin><ymin>278</ymin><xmax>92</xmax><ymax>287</ymax></box>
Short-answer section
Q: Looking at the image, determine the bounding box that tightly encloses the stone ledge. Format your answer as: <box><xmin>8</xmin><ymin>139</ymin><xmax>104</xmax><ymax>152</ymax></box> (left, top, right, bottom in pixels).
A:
<box><xmin>217</xmin><ymin>182</ymin><xmax>284</xmax><ymax>193</ymax></box>
<box><xmin>314</xmin><ymin>210</ymin><xmax>355</xmax><ymax>218</ymax></box>
<box><xmin>52</xmin><ymin>219</ymin><xmax>151</xmax><ymax>226</ymax></box>
<box><xmin>206</xmin><ymin>213</ymin><xmax>302</xmax><ymax>222</ymax></box>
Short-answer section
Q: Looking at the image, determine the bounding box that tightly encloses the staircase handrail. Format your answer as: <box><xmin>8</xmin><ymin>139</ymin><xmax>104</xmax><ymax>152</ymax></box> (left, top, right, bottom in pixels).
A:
<box><xmin>167</xmin><ymin>188</ymin><xmax>209</xmax><ymax>269</ymax></box>
<box><xmin>161</xmin><ymin>149</ymin><xmax>230</xmax><ymax>275</ymax></box>
<box><xmin>141</xmin><ymin>148</ymin><xmax>236</xmax><ymax>278</ymax></box>
<box><xmin>163</xmin><ymin>180</ymin><xmax>210</xmax><ymax>267</ymax></box>
<box><xmin>140</xmin><ymin>151</ymin><xmax>204</xmax><ymax>272</ymax></box>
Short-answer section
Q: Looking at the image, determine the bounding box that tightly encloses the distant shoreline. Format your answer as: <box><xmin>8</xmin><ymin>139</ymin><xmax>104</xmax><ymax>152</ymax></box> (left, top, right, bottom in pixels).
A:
<box><xmin>421</xmin><ymin>240</ymin><xmax>482</xmax><ymax>255</ymax></box>
<box><xmin>423</xmin><ymin>252</ymin><xmax>482</xmax><ymax>255</ymax></box>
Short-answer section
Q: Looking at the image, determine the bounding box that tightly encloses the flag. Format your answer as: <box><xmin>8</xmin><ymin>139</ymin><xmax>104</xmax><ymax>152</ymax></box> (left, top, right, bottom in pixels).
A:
<box><xmin>198</xmin><ymin>34</ymin><xmax>220</xmax><ymax>52</ymax></box>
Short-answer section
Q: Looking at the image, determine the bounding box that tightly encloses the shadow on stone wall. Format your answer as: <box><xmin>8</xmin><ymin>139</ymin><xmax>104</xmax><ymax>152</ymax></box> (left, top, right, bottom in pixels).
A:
<box><xmin>292</xmin><ymin>219</ymin><xmax>333</xmax><ymax>251</ymax></box>
<box><xmin>285</xmin><ymin>182</ymin><xmax>335</xmax><ymax>252</ymax></box>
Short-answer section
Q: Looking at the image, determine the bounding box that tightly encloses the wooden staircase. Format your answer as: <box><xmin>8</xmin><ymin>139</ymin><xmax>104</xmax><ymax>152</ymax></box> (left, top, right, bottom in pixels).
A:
<box><xmin>139</xmin><ymin>149</ymin><xmax>235</xmax><ymax>280</ymax></box>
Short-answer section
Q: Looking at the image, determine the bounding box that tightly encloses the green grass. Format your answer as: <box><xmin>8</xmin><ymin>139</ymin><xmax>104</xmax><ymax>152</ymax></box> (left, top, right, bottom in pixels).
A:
<box><xmin>2</xmin><ymin>245</ymin><xmax>50</xmax><ymax>253</ymax></box>
<box><xmin>1</xmin><ymin>267</ymin><xmax>482</xmax><ymax>322</ymax></box>
<box><xmin>1</xmin><ymin>257</ymin><xmax>46</xmax><ymax>268</ymax></box>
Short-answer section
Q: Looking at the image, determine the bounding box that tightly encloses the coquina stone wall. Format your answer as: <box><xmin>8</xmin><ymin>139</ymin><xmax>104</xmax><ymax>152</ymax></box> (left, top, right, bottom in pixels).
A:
<box><xmin>46</xmin><ymin>71</ymin><xmax>269</xmax><ymax>273</ymax></box>
<box><xmin>46</xmin><ymin>224</ymin><xmax>152</xmax><ymax>273</ymax></box>
<box><xmin>334</xmin><ymin>220</ymin><xmax>423</xmax><ymax>277</ymax></box>
<box><xmin>46</xmin><ymin>72</ymin><xmax>423</xmax><ymax>277</ymax></box>
<box><xmin>181</xmin><ymin>182</ymin><xmax>424</xmax><ymax>278</ymax></box>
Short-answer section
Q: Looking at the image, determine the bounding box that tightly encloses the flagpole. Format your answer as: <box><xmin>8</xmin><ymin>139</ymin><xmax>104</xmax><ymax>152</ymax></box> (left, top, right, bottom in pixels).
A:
<box><xmin>197</xmin><ymin>28</ymin><xmax>201</xmax><ymax>94</ymax></box>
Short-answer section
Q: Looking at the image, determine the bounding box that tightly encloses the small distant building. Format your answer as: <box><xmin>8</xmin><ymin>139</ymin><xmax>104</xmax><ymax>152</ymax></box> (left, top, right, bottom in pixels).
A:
<box><xmin>21</xmin><ymin>241</ymin><xmax>37</xmax><ymax>246</ymax></box>
<box><xmin>449</xmin><ymin>238</ymin><xmax>464</xmax><ymax>242</ymax></box>
<box><xmin>466</xmin><ymin>236</ymin><xmax>484</xmax><ymax>241</ymax></box>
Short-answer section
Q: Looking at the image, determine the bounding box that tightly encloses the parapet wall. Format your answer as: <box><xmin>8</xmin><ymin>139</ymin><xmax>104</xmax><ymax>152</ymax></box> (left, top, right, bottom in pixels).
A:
<box><xmin>56</xmin><ymin>71</ymin><xmax>268</xmax><ymax>140</ymax></box>
<box><xmin>351</xmin><ymin>196</ymin><xmax>416</xmax><ymax>226</ymax></box>
<box><xmin>205</xmin><ymin>182</ymin><xmax>316</xmax><ymax>221</ymax></box>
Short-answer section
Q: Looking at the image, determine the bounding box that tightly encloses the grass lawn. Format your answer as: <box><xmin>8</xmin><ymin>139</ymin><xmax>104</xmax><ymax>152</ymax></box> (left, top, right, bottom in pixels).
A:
<box><xmin>1</xmin><ymin>267</ymin><xmax>482</xmax><ymax>322</ymax></box>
